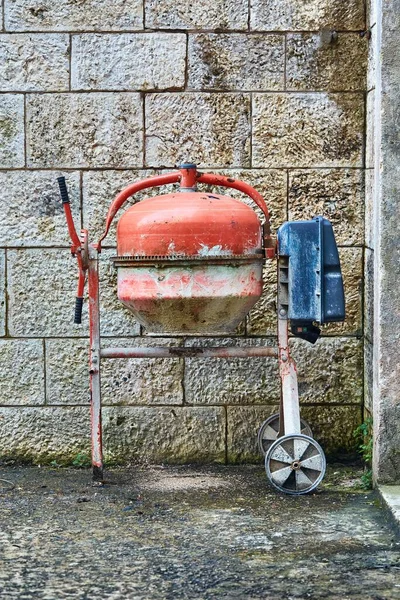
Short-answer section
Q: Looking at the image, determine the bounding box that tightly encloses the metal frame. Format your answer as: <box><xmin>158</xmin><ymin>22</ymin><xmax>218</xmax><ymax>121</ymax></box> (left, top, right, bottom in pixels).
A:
<box><xmin>59</xmin><ymin>167</ymin><xmax>302</xmax><ymax>481</ymax></box>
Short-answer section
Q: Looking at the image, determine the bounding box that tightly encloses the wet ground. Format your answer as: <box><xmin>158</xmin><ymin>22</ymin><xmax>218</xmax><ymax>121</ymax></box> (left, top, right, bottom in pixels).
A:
<box><xmin>0</xmin><ymin>464</ymin><xmax>399</xmax><ymax>599</ymax></box>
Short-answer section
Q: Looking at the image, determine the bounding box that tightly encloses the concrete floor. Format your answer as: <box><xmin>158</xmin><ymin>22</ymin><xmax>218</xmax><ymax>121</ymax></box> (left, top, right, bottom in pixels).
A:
<box><xmin>0</xmin><ymin>464</ymin><xmax>399</xmax><ymax>599</ymax></box>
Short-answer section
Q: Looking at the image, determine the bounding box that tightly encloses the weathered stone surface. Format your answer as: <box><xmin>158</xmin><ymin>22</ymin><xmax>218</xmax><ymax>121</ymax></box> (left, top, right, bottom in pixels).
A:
<box><xmin>287</xmin><ymin>33</ymin><xmax>367</xmax><ymax>92</ymax></box>
<box><xmin>291</xmin><ymin>337</ymin><xmax>363</xmax><ymax>405</ymax></box>
<box><xmin>145</xmin><ymin>0</ymin><xmax>248</xmax><ymax>30</ymax></box>
<box><xmin>227</xmin><ymin>404</ymin><xmax>361</xmax><ymax>462</ymax></box>
<box><xmin>0</xmin><ymin>34</ymin><xmax>69</xmax><ymax>92</ymax></box>
<box><xmin>373</xmin><ymin>0</ymin><xmax>400</xmax><ymax>483</ymax></box>
<box><xmin>367</xmin><ymin>26</ymin><xmax>376</xmax><ymax>91</ymax></box>
<box><xmin>72</xmin><ymin>34</ymin><xmax>186</xmax><ymax>91</ymax></box>
<box><xmin>0</xmin><ymin>95</ymin><xmax>24</xmax><ymax>168</ymax></box>
<box><xmin>145</xmin><ymin>93</ymin><xmax>251</xmax><ymax>168</ymax></box>
<box><xmin>322</xmin><ymin>247</ymin><xmax>363</xmax><ymax>336</ymax></box>
<box><xmin>252</xmin><ymin>93</ymin><xmax>364</xmax><ymax>168</ymax></box>
<box><xmin>82</xmin><ymin>169</ymin><xmax>160</xmax><ymax>243</ymax></box>
<box><xmin>366</xmin><ymin>89</ymin><xmax>375</xmax><ymax>169</ymax></box>
<box><xmin>188</xmin><ymin>34</ymin><xmax>284</xmax><ymax>91</ymax></box>
<box><xmin>364</xmin><ymin>248</ymin><xmax>374</xmax><ymax>344</ymax></box>
<box><xmin>0</xmin><ymin>340</ymin><xmax>44</xmax><ymax>405</ymax></box>
<box><xmin>185</xmin><ymin>338</ymin><xmax>280</xmax><ymax>406</ymax></box>
<box><xmin>7</xmin><ymin>249</ymin><xmax>140</xmax><ymax>337</ymax></box>
<box><xmin>246</xmin><ymin>260</ymin><xmax>277</xmax><ymax>336</ymax></box>
<box><xmin>250</xmin><ymin>0</ymin><xmax>364</xmax><ymax>31</ymax></box>
<box><xmin>365</xmin><ymin>169</ymin><xmax>374</xmax><ymax>249</ymax></box>
<box><xmin>46</xmin><ymin>338</ymin><xmax>184</xmax><ymax>406</ymax></box>
<box><xmin>26</xmin><ymin>93</ymin><xmax>143</xmax><ymax>168</ymax></box>
<box><xmin>0</xmin><ymin>252</ymin><xmax>5</xmax><ymax>336</ymax></box>
<box><xmin>300</xmin><ymin>405</ymin><xmax>362</xmax><ymax>456</ymax></box>
<box><xmin>103</xmin><ymin>406</ymin><xmax>226</xmax><ymax>463</ymax></box>
<box><xmin>185</xmin><ymin>336</ymin><xmax>363</xmax><ymax>405</ymax></box>
<box><xmin>227</xmin><ymin>405</ymin><xmax>279</xmax><ymax>462</ymax></box>
<box><xmin>5</xmin><ymin>0</ymin><xmax>142</xmax><ymax>31</ymax></box>
<box><xmin>0</xmin><ymin>171</ymin><xmax>80</xmax><ymax>246</ymax></box>
<box><xmin>0</xmin><ymin>407</ymin><xmax>90</xmax><ymax>463</ymax></box>
<box><xmin>364</xmin><ymin>340</ymin><xmax>373</xmax><ymax>414</ymax></box>
<box><xmin>288</xmin><ymin>169</ymin><xmax>364</xmax><ymax>246</ymax></box>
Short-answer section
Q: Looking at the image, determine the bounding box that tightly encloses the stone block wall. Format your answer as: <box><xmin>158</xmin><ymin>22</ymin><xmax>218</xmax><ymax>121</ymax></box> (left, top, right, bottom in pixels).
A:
<box><xmin>0</xmin><ymin>0</ymin><xmax>368</xmax><ymax>465</ymax></box>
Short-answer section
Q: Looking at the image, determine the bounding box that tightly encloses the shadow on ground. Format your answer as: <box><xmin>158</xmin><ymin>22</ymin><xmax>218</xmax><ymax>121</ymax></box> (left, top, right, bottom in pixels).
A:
<box><xmin>0</xmin><ymin>464</ymin><xmax>399</xmax><ymax>599</ymax></box>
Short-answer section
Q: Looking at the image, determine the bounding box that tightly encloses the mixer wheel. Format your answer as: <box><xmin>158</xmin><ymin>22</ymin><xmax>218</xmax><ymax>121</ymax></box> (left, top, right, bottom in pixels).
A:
<box><xmin>265</xmin><ymin>434</ymin><xmax>326</xmax><ymax>495</ymax></box>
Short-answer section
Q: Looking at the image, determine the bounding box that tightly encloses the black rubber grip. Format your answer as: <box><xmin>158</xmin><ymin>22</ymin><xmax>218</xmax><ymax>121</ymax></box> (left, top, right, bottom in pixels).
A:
<box><xmin>57</xmin><ymin>176</ymin><xmax>70</xmax><ymax>204</ymax></box>
<box><xmin>74</xmin><ymin>297</ymin><xmax>84</xmax><ymax>324</ymax></box>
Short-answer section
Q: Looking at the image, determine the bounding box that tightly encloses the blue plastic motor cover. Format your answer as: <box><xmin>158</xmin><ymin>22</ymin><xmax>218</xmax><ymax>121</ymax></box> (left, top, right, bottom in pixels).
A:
<box><xmin>277</xmin><ymin>217</ymin><xmax>345</xmax><ymax>341</ymax></box>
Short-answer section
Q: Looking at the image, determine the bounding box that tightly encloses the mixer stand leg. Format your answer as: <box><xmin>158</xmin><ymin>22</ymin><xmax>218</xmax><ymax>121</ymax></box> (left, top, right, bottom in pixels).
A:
<box><xmin>88</xmin><ymin>245</ymin><xmax>104</xmax><ymax>481</ymax></box>
<box><xmin>277</xmin><ymin>256</ymin><xmax>301</xmax><ymax>436</ymax></box>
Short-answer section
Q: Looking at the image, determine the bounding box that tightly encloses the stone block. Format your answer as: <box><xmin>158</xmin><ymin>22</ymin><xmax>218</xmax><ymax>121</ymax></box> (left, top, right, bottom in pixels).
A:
<box><xmin>145</xmin><ymin>93</ymin><xmax>251</xmax><ymax>168</ymax></box>
<box><xmin>0</xmin><ymin>407</ymin><xmax>90</xmax><ymax>463</ymax></box>
<box><xmin>72</xmin><ymin>33</ymin><xmax>186</xmax><ymax>91</ymax></box>
<box><xmin>366</xmin><ymin>90</ymin><xmax>375</xmax><ymax>169</ymax></box>
<box><xmin>321</xmin><ymin>247</ymin><xmax>363</xmax><ymax>336</ymax></box>
<box><xmin>0</xmin><ymin>340</ymin><xmax>44</xmax><ymax>405</ymax></box>
<box><xmin>287</xmin><ymin>33</ymin><xmax>367</xmax><ymax>92</ymax></box>
<box><xmin>252</xmin><ymin>93</ymin><xmax>364</xmax><ymax>168</ymax></box>
<box><xmin>227</xmin><ymin>404</ymin><xmax>361</xmax><ymax>463</ymax></box>
<box><xmin>5</xmin><ymin>0</ymin><xmax>142</xmax><ymax>31</ymax></box>
<box><xmin>45</xmin><ymin>338</ymin><xmax>184</xmax><ymax>406</ymax></box>
<box><xmin>26</xmin><ymin>93</ymin><xmax>143</xmax><ymax>168</ymax></box>
<box><xmin>103</xmin><ymin>406</ymin><xmax>226</xmax><ymax>463</ymax></box>
<box><xmin>0</xmin><ymin>95</ymin><xmax>24</xmax><ymax>168</ymax></box>
<box><xmin>188</xmin><ymin>34</ymin><xmax>284</xmax><ymax>91</ymax></box>
<box><xmin>291</xmin><ymin>337</ymin><xmax>363</xmax><ymax>405</ymax></box>
<box><xmin>246</xmin><ymin>260</ymin><xmax>277</xmax><ymax>336</ymax></box>
<box><xmin>0</xmin><ymin>251</ymin><xmax>4</xmax><ymax>336</ymax></box>
<box><xmin>145</xmin><ymin>0</ymin><xmax>248</xmax><ymax>30</ymax></box>
<box><xmin>7</xmin><ymin>249</ymin><xmax>140</xmax><ymax>337</ymax></box>
<box><xmin>250</xmin><ymin>0</ymin><xmax>364</xmax><ymax>31</ymax></box>
<box><xmin>0</xmin><ymin>171</ymin><xmax>80</xmax><ymax>246</ymax></box>
<box><xmin>0</xmin><ymin>34</ymin><xmax>69</xmax><ymax>92</ymax></box>
<box><xmin>184</xmin><ymin>338</ymin><xmax>280</xmax><ymax>406</ymax></box>
<box><xmin>288</xmin><ymin>168</ymin><xmax>364</xmax><ymax>246</ymax></box>
<box><xmin>364</xmin><ymin>248</ymin><xmax>374</xmax><ymax>344</ymax></box>
<box><xmin>365</xmin><ymin>168</ymin><xmax>374</xmax><ymax>250</ymax></box>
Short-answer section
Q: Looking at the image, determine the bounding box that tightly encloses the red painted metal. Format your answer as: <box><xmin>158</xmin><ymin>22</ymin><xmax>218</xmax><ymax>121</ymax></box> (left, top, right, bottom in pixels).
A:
<box><xmin>110</xmin><ymin>165</ymin><xmax>271</xmax><ymax>334</ymax></box>
<box><xmin>59</xmin><ymin>163</ymin><xmax>305</xmax><ymax>483</ymax></box>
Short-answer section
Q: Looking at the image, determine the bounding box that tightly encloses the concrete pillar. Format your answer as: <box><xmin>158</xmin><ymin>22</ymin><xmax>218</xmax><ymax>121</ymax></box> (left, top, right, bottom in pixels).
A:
<box><xmin>372</xmin><ymin>0</ymin><xmax>400</xmax><ymax>483</ymax></box>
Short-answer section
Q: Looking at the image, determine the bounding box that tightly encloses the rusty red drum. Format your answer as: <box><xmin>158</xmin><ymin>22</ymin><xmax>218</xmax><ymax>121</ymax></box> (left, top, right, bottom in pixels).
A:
<box><xmin>113</xmin><ymin>190</ymin><xmax>264</xmax><ymax>334</ymax></box>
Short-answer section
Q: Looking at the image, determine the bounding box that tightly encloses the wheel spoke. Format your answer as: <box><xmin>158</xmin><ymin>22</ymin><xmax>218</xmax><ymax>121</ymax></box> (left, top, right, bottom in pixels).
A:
<box><xmin>296</xmin><ymin>469</ymin><xmax>313</xmax><ymax>491</ymax></box>
<box><xmin>270</xmin><ymin>445</ymin><xmax>293</xmax><ymax>464</ymax></box>
<box><xmin>262</xmin><ymin>424</ymin><xmax>279</xmax><ymax>441</ymax></box>
<box><xmin>293</xmin><ymin>438</ymin><xmax>310</xmax><ymax>461</ymax></box>
<box><xmin>300</xmin><ymin>454</ymin><xmax>323</xmax><ymax>472</ymax></box>
<box><xmin>270</xmin><ymin>466</ymin><xmax>293</xmax><ymax>487</ymax></box>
